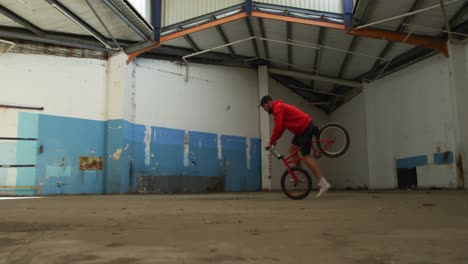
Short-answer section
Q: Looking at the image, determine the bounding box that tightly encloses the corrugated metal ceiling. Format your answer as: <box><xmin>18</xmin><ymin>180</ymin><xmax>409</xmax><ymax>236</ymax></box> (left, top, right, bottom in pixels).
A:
<box><xmin>318</xmin><ymin>28</ymin><xmax>354</xmax><ymax>77</ymax></box>
<box><xmin>343</xmin><ymin>37</ymin><xmax>389</xmax><ymax>79</ymax></box>
<box><xmin>256</xmin><ymin>0</ymin><xmax>344</xmax><ymax>14</ymax></box>
<box><xmin>221</xmin><ymin>18</ymin><xmax>257</xmax><ymax>57</ymax></box>
<box><xmin>357</xmin><ymin>0</ymin><xmax>468</xmax><ymax>36</ymax></box>
<box><xmin>162</xmin><ymin>0</ymin><xmax>244</xmax><ymax>26</ymax></box>
<box><xmin>0</xmin><ymin>0</ymin><xmax>153</xmax><ymax>42</ymax></box>
<box><xmin>290</xmin><ymin>24</ymin><xmax>320</xmax><ymax>73</ymax></box>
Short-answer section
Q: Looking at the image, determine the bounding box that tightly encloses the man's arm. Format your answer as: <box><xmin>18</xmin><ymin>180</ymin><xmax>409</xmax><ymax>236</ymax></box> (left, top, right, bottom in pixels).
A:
<box><xmin>269</xmin><ymin>104</ymin><xmax>285</xmax><ymax>146</ymax></box>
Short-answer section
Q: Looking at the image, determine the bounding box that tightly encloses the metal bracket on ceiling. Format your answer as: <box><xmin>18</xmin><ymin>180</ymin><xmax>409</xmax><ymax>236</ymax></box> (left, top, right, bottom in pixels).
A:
<box><xmin>0</xmin><ymin>39</ymin><xmax>16</xmax><ymax>54</ymax></box>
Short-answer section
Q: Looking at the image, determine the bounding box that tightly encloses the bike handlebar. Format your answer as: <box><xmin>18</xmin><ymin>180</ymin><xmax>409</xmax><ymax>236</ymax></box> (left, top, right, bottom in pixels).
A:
<box><xmin>269</xmin><ymin>146</ymin><xmax>284</xmax><ymax>160</ymax></box>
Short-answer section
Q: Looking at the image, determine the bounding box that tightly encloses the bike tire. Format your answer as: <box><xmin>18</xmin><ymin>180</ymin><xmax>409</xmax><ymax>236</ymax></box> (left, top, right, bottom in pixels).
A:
<box><xmin>280</xmin><ymin>167</ymin><xmax>312</xmax><ymax>200</ymax></box>
<box><xmin>317</xmin><ymin>124</ymin><xmax>350</xmax><ymax>158</ymax></box>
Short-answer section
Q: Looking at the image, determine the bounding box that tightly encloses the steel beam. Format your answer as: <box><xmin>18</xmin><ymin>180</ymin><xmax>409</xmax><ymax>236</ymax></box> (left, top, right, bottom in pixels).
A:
<box><xmin>251</xmin><ymin>12</ymin><xmax>345</xmax><ymax>30</ymax></box>
<box><xmin>440</xmin><ymin>0</ymin><xmax>453</xmax><ymax>42</ymax></box>
<box><xmin>337</xmin><ymin>0</ymin><xmax>375</xmax><ymax>82</ymax></box>
<box><xmin>182</xmin><ymin>36</ymin><xmax>256</xmax><ymax>81</ymax></box>
<box><xmin>270</xmin><ymin>74</ymin><xmax>324</xmax><ymax>103</ymax></box>
<box><xmin>287</xmin><ymin>22</ymin><xmax>292</xmax><ymax>69</ymax></box>
<box><xmin>289</xmin><ymin>85</ymin><xmax>343</xmax><ymax>97</ymax></box>
<box><xmin>269</xmin><ymin>68</ymin><xmax>363</xmax><ymax>88</ymax></box>
<box><xmin>0</xmin><ymin>4</ymin><xmax>45</xmax><ymax>36</ymax></box>
<box><xmin>364</xmin><ymin>4</ymin><xmax>468</xmax><ymax>80</ymax></box>
<box><xmin>126</xmin><ymin>40</ymin><xmax>160</xmax><ymax>63</ymax></box>
<box><xmin>245</xmin><ymin>0</ymin><xmax>253</xmax><ymax>15</ymax></box>
<box><xmin>355</xmin><ymin>0</ymin><xmax>461</xmax><ymax>29</ymax></box>
<box><xmin>449</xmin><ymin>1</ymin><xmax>468</xmax><ymax>26</ymax></box>
<box><xmin>46</xmin><ymin>0</ymin><xmax>111</xmax><ymax>48</ymax></box>
<box><xmin>369</xmin><ymin>0</ymin><xmax>425</xmax><ymax>76</ymax></box>
<box><xmin>253</xmin><ymin>2</ymin><xmax>344</xmax><ymax>20</ymax></box>
<box><xmin>245</xmin><ymin>17</ymin><xmax>260</xmax><ymax>57</ymax></box>
<box><xmin>162</xmin><ymin>4</ymin><xmax>244</xmax><ymax>32</ymax></box>
<box><xmin>179</xmin><ymin>25</ymin><xmax>201</xmax><ymax>52</ymax></box>
<box><xmin>151</xmin><ymin>0</ymin><xmax>162</xmax><ymax>42</ymax></box>
<box><xmin>161</xmin><ymin>12</ymin><xmax>248</xmax><ymax>42</ymax></box>
<box><xmin>102</xmin><ymin>0</ymin><xmax>149</xmax><ymax>40</ymax></box>
<box><xmin>258</xmin><ymin>17</ymin><xmax>269</xmax><ymax>58</ymax></box>
<box><xmin>0</xmin><ymin>26</ymin><xmax>110</xmax><ymax>51</ymax></box>
<box><xmin>342</xmin><ymin>0</ymin><xmax>354</xmax><ymax>30</ymax></box>
<box><xmin>213</xmin><ymin>17</ymin><xmax>235</xmax><ymax>56</ymax></box>
<box><xmin>312</xmin><ymin>27</ymin><xmax>325</xmax><ymax>89</ymax></box>
<box><xmin>348</xmin><ymin>27</ymin><xmax>448</xmax><ymax>56</ymax></box>
<box><xmin>84</xmin><ymin>0</ymin><xmax>119</xmax><ymax>48</ymax></box>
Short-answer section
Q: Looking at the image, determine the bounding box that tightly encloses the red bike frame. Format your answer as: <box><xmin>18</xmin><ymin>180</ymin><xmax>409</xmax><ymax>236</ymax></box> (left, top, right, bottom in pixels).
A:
<box><xmin>274</xmin><ymin>137</ymin><xmax>335</xmax><ymax>184</ymax></box>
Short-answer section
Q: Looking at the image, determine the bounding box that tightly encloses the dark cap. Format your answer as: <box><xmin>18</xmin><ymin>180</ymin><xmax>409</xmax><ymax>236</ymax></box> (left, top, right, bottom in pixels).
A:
<box><xmin>259</xmin><ymin>95</ymin><xmax>273</xmax><ymax>106</ymax></box>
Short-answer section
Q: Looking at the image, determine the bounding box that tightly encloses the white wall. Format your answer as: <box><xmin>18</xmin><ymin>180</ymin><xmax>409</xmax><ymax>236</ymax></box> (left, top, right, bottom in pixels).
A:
<box><xmin>0</xmin><ymin>53</ymin><xmax>108</xmax><ymax>122</ymax></box>
<box><xmin>364</xmin><ymin>54</ymin><xmax>457</xmax><ymax>189</ymax></box>
<box><xmin>133</xmin><ymin>58</ymin><xmax>260</xmax><ymax>138</ymax></box>
<box><xmin>267</xmin><ymin>78</ymin><xmax>329</xmax><ymax>190</ymax></box>
<box><xmin>326</xmin><ymin>93</ymin><xmax>369</xmax><ymax>189</ymax></box>
<box><xmin>106</xmin><ymin>53</ymin><xmax>136</xmax><ymax>121</ymax></box>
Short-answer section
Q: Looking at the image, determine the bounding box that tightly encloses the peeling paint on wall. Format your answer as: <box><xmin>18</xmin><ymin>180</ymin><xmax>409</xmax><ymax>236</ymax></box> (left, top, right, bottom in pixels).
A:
<box><xmin>246</xmin><ymin>137</ymin><xmax>251</xmax><ymax>169</ymax></box>
<box><xmin>217</xmin><ymin>134</ymin><xmax>222</xmax><ymax>160</ymax></box>
<box><xmin>456</xmin><ymin>153</ymin><xmax>465</xmax><ymax>188</ymax></box>
<box><xmin>144</xmin><ymin>125</ymin><xmax>151</xmax><ymax>165</ymax></box>
<box><xmin>130</xmin><ymin>63</ymin><xmax>137</xmax><ymax>122</ymax></box>
<box><xmin>183</xmin><ymin>131</ymin><xmax>189</xmax><ymax>167</ymax></box>
<box><xmin>112</xmin><ymin>149</ymin><xmax>122</xmax><ymax>160</ymax></box>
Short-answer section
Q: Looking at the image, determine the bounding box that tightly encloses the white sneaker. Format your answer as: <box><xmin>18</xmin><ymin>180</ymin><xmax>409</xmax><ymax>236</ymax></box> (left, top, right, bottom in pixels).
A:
<box><xmin>316</xmin><ymin>178</ymin><xmax>331</xmax><ymax>197</ymax></box>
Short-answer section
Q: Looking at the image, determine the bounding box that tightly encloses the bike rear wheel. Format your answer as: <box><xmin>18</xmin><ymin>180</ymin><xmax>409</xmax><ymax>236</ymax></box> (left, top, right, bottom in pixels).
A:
<box><xmin>280</xmin><ymin>167</ymin><xmax>312</xmax><ymax>200</ymax></box>
<box><xmin>317</xmin><ymin>124</ymin><xmax>350</xmax><ymax>158</ymax></box>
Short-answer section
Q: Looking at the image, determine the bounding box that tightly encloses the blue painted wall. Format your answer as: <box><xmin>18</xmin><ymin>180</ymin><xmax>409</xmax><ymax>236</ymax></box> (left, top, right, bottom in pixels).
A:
<box><xmin>35</xmin><ymin>114</ymin><xmax>105</xmax><ymax>195</ymax></box>
<box><xmin>434</xmin><ymin>151</ymin><xmax>454</xmax><ymax>165</ymax></box>
<box><xmin>11</xmin><ymin>113</ymin><xmax>262</xmax><ymax>195</ymax></box>
<box><xmin>396</xmin><ymin>155</ymin><xmax>428</xmax><ymax>169</ymax></box>
<box><xmin>187</xmin><ymin>131</ymin><xmax>220</xmax><ymax>177</ymax></box>
<box><xmin>105</xmin><ymin>119</ymin><xmax>134</xmax><ymax>193</ymax></box>
<box><xmin>396</xmin><ymin>152</ymin><xmax>455</xmax><ymax>169</ymax></box>
<box><xmin>15</xmin><ymin>112</ymin><xmax>39</xmax><ymax>195</ymax></box>
<box><xmin>221</xmin><ymin>135</ymin><xmax>247</xmax><ymax>192</ymax></box>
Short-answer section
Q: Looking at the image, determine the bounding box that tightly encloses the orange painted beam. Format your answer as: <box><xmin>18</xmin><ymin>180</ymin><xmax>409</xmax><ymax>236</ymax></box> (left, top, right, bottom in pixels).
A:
<box><xmin>127</xmin><ymin>10</ymin><xmax>448</xmax><ymax>63</ymax></box>
<box><xmin>251</xmin><ymin>11</ymin><xmax>345</xmax><ymax>30</ymax></box>
<box><xmin>160</xmin><ymin>12</ymin><xmax>249</xmax><ymax>43</ymax></box>
<box><xmin>127</xmin><ymin>40</ymin><xmax>160</xmax><ymax>64</ymax></box>
<box><xmin>127</xmin><ymin>12</ymin><xmax>248</xmax><ymax>63</ymax></box>
<box><xmin>348</xmin><ymin>27</ymin><xmax>448</xmax><ymax>57</ymax></box>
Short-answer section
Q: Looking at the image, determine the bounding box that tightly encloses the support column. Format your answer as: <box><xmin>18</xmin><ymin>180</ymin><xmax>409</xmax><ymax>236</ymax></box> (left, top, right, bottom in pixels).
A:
<box><xmin>104</xmin><ymin>52</ymin><xmax>136</xmax><ymax>193</ymax></box>
<box><xmin>448</xmin><ymin>42</ymin><xmax>468</xmax><ymax>189</ymax></box>
<box><xmin>258</xmin><ymin>65</ymin><xmax>271</xmax><ymax>191</ymax></box>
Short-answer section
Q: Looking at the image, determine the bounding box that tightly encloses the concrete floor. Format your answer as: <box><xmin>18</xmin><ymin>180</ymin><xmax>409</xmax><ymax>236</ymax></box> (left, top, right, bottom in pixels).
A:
<box><xmin>0</xmin><ymin>191</ymin><xmax>467</xmax><ymax>264</ymax></box>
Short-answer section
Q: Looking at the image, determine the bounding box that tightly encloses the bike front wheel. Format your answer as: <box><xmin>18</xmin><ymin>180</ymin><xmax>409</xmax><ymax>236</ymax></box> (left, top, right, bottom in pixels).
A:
<box><xmin>281</xmin><ymin>167</ymin><xmax>312</xmax><ymax>200</ymax></box>
<box><xmin>317</xmin><ymin>124</ymin><xmax>350</xmax><ymax>158</ymax></box>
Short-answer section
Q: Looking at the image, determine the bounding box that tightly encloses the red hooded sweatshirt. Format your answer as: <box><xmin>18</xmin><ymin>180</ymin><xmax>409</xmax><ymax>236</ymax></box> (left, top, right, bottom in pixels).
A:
<box><xmin>269</xmin><ymin>100</ymin><xmax>312</xmax><ymax>145</ymax></box>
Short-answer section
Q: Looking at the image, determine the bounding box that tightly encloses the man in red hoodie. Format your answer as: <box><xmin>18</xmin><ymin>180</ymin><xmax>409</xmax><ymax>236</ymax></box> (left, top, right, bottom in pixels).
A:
<box><xmin>260</xmin><ymin>95</ymin><xmax>331</xmax><ymax>197</ymax></box>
